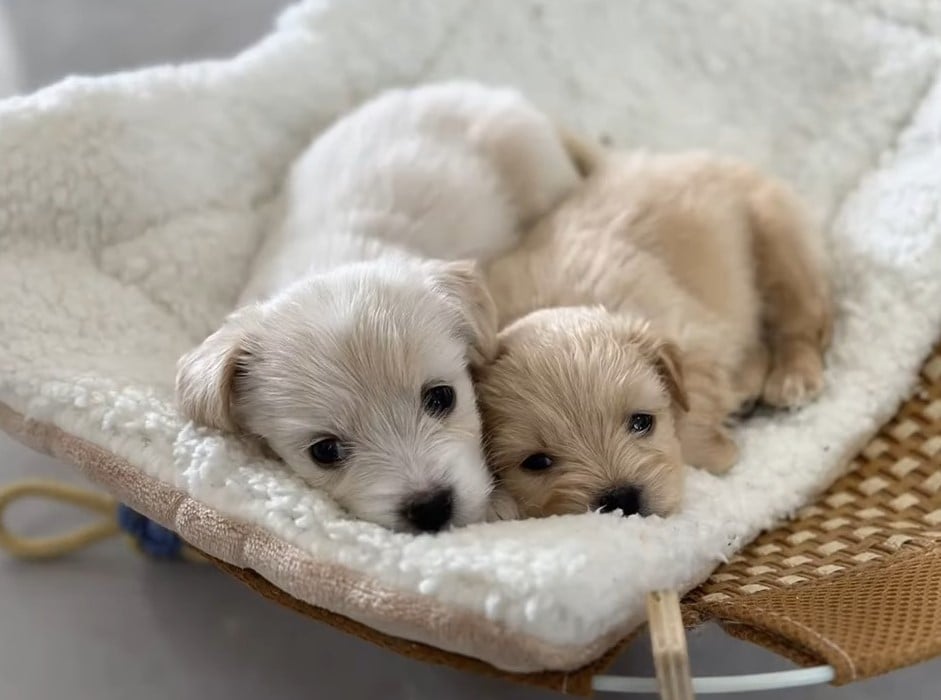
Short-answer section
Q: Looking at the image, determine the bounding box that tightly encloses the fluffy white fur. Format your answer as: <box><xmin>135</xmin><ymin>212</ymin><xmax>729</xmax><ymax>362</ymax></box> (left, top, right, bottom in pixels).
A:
<box><xmin>238</xmin><ymin>82</ymin><xmax>579</xmax><ymax>304</ymax></box>
<box><xmin>2</xmin><ymin>0</ymin><xmax>941</xmax><ymax>672</ymax></box>
<box><xmin>175</xmin><ymin>82</ymin><xmax>580</xmax><ymax>532</ymax></box>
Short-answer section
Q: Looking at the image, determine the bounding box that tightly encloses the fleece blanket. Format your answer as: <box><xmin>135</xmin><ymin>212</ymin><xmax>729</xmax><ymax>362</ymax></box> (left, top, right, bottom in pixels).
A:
<box><xmin>2</xmin><ymin>0</ymin><xmax>941</xmax><ymax>674</ymax></box>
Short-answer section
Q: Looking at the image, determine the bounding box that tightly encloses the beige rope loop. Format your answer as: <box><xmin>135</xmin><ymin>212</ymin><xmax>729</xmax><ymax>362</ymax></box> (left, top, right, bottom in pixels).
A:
<box><xmin>0</xmin><ymin>480</ymin><xmax>120</xmax><ymax>559</ymax></box>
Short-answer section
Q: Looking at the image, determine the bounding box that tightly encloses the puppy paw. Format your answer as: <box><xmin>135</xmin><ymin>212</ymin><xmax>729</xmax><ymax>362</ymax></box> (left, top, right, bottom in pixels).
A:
<box><xmin>698</xmin><ymin>429</ymin><xmax>740</xmax><ymax>475</ymax></box>
<box><xmin>762</xmin><ymin>348</ymin><xmax>824</xmax><ymax>409</ymax></box>
<box><xmin>683</xmin><ymin>426</ymin><xmax>740</xmax><ymax>475</ymax></box>
<box><xmin>733</xmin><ymin>344</ymin><xmax>770</xmax><ymax>409</ymax></box>
<box><xmin>486</xmin><ymin>485</ymin><xmax>521</xmax><ymax>522</ymax></box>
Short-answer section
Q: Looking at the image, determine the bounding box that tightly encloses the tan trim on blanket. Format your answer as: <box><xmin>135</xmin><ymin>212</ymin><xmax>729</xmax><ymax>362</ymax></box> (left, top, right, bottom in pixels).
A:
<box><xmin>0</xmin><ymin>401</ymin><xmax>629</xmax><ymax>689</ymax></box>
<box><xmin>212</xmin><ymin>556</ymin><xmax>632</xmax><ymax>696</ymax></box>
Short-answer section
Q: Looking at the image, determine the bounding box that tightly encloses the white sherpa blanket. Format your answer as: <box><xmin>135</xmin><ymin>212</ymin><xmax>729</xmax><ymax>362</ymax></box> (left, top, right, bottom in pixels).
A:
<box><xmin>2</xmin><ymin>0</ymin><xmax>941</xmax><ymax>674</ymax></box>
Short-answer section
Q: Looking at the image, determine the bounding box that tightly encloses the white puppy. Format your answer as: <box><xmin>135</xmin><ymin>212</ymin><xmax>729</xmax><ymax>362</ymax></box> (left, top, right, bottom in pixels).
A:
<box><xmin>177</xmin><ymin>82</ymin><xmax>581</xmax><ymax>532</ymax></box>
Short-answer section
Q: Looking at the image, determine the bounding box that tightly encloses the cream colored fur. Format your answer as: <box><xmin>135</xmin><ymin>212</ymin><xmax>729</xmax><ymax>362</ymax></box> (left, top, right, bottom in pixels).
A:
<box><xmin>479</xmin><ymin>148</ymin><xmax>832</xmax><ymax>519</ymax></box>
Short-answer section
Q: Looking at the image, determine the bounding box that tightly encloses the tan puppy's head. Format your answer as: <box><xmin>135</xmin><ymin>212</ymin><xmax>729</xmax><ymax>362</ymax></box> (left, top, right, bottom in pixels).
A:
<box><xmin>476</xmin><ymin>306</ymin><xmax>689</xmax><ymax>519</ymax></box>
<box><xmin>176</xmin><ymin>259</ymin><xmax>498</xmax><ymax>533</ymax></box>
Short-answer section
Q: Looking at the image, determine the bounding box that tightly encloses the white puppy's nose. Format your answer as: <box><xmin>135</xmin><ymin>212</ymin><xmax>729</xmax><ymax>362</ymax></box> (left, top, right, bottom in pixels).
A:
<box><xmin>401</xmin><ymin>487</ymin><xmax>453</xmax><ymax>533</ymax></box>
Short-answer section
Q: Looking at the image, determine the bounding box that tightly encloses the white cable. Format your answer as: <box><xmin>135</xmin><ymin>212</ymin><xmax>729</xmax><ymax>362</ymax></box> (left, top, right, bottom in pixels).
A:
<box><xmin>593</xmin><ymin>665</ymin><xmax>835</xmax><ymax>694</ymax></box>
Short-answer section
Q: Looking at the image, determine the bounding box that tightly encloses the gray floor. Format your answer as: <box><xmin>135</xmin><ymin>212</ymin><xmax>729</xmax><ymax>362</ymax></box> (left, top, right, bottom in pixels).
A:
<box><xmin>1</xmin><ymin>1</ymin><xmax>940</xmax><ymax>698</ymax></box>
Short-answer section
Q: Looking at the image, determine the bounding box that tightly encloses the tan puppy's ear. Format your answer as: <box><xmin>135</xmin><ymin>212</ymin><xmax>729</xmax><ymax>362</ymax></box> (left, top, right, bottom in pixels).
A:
<box><xmin>175</xmin><ymin>308</ymin><xmax>260</xmax><ymax>432</ymax></box>
<box><xmin>556</xmin><ymin>123</ymin><xmax>606</xmax><ymax>177</ymax></box>
<box><xmin>653</xmin><ymin>341</ymin><xmax>690</xmax><ymax>413</ymax></box>
<box><xmin>427</xmin><ymin>260</ymin><xmax>498</xmax><ymax>368</ymax></box>
<box><xmin>615</xmin><ymin>315</ymin><xmax>690</xmax><ymax>413</ymax></box>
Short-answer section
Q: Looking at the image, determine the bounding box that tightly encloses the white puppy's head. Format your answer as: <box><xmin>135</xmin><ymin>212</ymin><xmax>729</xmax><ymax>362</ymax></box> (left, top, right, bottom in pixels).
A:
<box><xmin>176</xmin><ymin>259</ymin><xmax>497</xmax><ymax>533</ymax></box>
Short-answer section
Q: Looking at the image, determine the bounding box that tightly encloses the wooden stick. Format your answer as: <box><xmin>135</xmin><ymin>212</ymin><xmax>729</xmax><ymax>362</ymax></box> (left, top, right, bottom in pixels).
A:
<box><xmin>647</xmin><ymin>590</ymin><xmax>694</xmax><ymax>700</ymax></box>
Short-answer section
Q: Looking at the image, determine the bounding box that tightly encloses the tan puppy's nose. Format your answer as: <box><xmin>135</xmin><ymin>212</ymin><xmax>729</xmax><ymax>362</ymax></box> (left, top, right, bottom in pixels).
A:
<box><xmin>596</xmin><ymin>486</ymin><xmax>643</xmax><ymax>516</ymax></box>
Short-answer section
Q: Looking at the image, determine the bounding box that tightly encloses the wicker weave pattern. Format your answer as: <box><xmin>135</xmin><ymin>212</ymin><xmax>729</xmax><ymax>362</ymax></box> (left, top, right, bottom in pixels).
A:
<box><xmin>684</xmin><ymin>345</ymin><xmax>941</xmax><ymax>683</ymax></box>
<box><xmin>690</xmin><ymin>347</ymin><xmax>941</xmax><ymax>603</ymax></box>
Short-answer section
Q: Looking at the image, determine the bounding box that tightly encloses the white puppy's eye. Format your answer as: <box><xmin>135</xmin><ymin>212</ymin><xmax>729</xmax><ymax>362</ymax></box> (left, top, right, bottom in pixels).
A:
<box><xmin>422</xmin><ymin>384</ymin><xmax>456</xmax><ymax>418</ymax></box>
<box><xmin>520</xmin><ymin>453</ymin><xmax>554</xmax><ymax>471</ymax></box>
<box><xmin>628</xmin><ymin>413</ymin><xmax>655</xmax><ymax>436</ymax></box>
<box><xmin>308</xmin><ymin>437</ymin><xmax>347</xmax><ymax>467</ymax></box>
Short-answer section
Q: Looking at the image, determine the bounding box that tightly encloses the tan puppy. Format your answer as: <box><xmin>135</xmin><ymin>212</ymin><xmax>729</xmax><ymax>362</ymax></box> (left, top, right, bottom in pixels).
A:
<box><xmin>478</xmin><ymin>148</ymin><xmax>832</xmax><ymax>519</ymax></box>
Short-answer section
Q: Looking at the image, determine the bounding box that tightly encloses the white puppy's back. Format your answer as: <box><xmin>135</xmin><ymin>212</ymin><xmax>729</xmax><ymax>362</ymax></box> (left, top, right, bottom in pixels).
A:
<box><xmin>240</xmin><ymin>82</ymin><xmax>580</xmax><ymax>304</ymax></box>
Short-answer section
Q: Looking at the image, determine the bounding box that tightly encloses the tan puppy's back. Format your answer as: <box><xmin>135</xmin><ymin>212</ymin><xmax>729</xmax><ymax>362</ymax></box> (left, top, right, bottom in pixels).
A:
<box><xmin>601</xmin><ymin>153</ymin><xmax>759</xmax><ymax>324</ymax></box>
<box><xmin>487</xmin><ymin>151</ymin><xmax>767</xmax><ymax>368</ymax></box>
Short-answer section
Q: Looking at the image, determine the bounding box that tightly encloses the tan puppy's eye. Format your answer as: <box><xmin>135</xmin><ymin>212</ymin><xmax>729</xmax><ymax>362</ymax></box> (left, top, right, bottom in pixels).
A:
<box><xmin>308</xmin><ymin>437</ymin><xmax>347</xmax><ymax>467</ymax></box>
<box><xmin>628</xmin><ymin>413</ymin><xmax>655</xmax><ymax>436</ymax></box>
<box><xmin>422</xmin><ymin>384</ymin><xmax>456</xmax><ymax>418</ymax></box>
<box><xmin>520</xmin><ymin>453</ymin><xmax>554</xmax><ymax>471</ymax></box>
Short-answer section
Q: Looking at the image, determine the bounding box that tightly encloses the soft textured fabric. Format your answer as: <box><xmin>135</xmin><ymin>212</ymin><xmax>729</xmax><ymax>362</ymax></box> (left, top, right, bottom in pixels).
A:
<box><xmin>2</xmin><ymin>0</ymin><xmax>941</xmax><ymax>673</ymax></box>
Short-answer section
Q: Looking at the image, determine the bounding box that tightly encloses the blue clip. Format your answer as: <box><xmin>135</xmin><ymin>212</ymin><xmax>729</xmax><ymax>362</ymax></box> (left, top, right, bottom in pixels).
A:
<box><xmin>117</xmin><ymin>504</ymin><xmax>184</xmax><ymax>560</ymax></box>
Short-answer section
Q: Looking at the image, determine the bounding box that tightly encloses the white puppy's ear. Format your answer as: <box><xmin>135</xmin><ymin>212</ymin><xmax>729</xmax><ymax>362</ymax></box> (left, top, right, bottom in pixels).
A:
<box><xmin>427</xmin><ymin>260</ymin><xmax>498</xmax><ymax>368</ymax></box>
<box><xmin>175</xmin><ymin>307</ymin><xmax>260</xmax><ymax>432</ymax></box>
